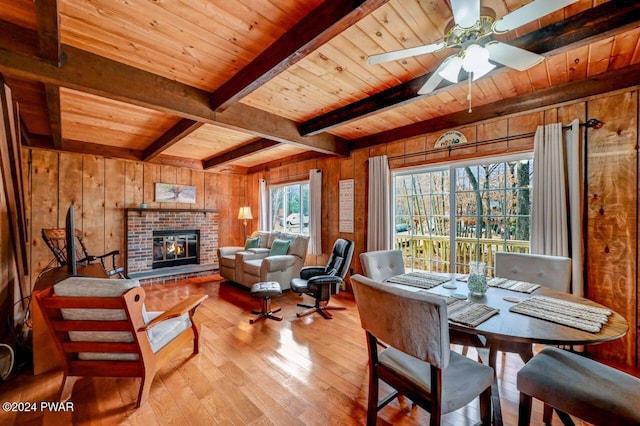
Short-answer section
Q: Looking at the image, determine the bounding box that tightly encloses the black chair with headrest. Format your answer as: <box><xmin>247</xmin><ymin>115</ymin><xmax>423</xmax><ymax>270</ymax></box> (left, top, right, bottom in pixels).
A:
<box><xmin>290</xmin><ymin>238</ymin><xmax>354</xmax><ymax>319</ymax></box>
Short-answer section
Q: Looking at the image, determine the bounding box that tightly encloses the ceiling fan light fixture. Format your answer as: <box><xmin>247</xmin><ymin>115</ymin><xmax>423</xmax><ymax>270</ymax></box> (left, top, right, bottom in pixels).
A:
<box><xmin>438</xmin><ymin>56</ymin><xmax>463</xmax><ymax>83</ymax></box>
<box><xmin>461</xmin><ymin>44</ymin><xmax>495</xmax><ymax>80</ymax></box>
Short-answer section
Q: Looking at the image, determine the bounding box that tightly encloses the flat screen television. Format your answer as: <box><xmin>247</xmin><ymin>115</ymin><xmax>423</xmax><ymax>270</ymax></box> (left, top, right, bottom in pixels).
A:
<box><xmin>65</xmin><ymin>204</ymin><xmax>77</xmax><ymax>276</ymax></box>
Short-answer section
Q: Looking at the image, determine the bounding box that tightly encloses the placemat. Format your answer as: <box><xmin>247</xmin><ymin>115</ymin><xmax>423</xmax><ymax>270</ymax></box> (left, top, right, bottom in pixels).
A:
<box><xmin>386</xmin><ymin>272</ymin><xmax>450</xmax><ymax>290</ymax></box>
<box><xmin>444</xmin><ymin>296</ymin><xmax>500</xmax><ymax>327</ymax></box>
<box><xmin>487</xmin><ymin>277</ymin><xmax>540</xmax><ymax>293</ymax></box>
<box><xmin>510</xmin><ymin>295</ymin><xmax>611</xmax><ymax>333</ymax></box>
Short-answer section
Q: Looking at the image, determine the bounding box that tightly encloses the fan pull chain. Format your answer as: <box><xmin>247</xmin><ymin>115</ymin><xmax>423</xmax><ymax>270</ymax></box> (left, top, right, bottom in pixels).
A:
<box><xmin>467</xmin><ymin>73</ymin><xmax>472</xmax><ymax>113</ymax></box>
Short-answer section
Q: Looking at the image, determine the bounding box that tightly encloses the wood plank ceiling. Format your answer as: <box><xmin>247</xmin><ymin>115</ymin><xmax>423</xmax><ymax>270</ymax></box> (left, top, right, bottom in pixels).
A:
<box><xmin>0</xmin><ymin>0</ymin><xmax>639</xmax><ymax>174</ymax></box>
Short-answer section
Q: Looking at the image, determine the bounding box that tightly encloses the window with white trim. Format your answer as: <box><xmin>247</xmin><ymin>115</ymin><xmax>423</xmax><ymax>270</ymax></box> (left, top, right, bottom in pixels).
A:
<box><xmin>269</xmin><ymin>181</ymin><xmax>310</xmax><ymax>235</ymax></box>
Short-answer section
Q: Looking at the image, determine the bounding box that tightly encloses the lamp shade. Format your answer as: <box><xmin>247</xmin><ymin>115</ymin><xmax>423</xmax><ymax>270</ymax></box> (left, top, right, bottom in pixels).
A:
<box><xmin>462</xmin><ymin>44</ymin><xmax>495</xmax><ymax>80</ymax></box>
<box><xmin>238</xmin><ymin>206</ymin><xmax>253</xmax><ymax>220</ymax></box>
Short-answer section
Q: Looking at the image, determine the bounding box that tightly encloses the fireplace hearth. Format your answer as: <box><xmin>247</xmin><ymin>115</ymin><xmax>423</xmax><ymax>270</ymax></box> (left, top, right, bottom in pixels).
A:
<box><xmin>152</xmin><ymin>230</ymin><xmax>199</xmax><ymax>269</ymax></box>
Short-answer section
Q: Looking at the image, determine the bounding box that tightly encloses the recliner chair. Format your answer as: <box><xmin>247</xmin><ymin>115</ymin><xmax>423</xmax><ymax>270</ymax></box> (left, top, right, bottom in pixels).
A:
<box><xmin>290</xmin><ymin>238</ymin><xmax>354</xmax><ymax>319</ymax></box>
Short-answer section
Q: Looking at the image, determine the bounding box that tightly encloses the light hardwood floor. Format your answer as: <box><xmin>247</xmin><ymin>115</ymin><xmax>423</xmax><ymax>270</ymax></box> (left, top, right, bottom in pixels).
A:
<box><xmin>0</xmin><ymin>276</ymin><xmax>596</xmax><ymax>425</ymax></box>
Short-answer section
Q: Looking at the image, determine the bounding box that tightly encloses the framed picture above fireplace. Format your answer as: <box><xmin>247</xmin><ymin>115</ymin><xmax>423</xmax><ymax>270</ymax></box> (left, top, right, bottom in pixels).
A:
<box><xmin>155</xmin><ymin>183</ymin><xmax>196</xmax><ymax>203</ymax></box>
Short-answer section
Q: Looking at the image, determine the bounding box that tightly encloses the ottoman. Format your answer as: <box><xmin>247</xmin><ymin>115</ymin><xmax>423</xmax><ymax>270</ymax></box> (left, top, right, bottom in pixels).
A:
<box><xmin>249</xmin><ymin>281</ymin><xmax>283</xmax><ymax>324</ymax></box>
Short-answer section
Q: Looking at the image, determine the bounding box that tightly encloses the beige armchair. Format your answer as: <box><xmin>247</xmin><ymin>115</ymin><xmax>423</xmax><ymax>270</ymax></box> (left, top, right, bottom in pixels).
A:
<box><xmin>218</xmin><ymin>231</ymin><xmax>309</xmax><ymax>290</ymax></box>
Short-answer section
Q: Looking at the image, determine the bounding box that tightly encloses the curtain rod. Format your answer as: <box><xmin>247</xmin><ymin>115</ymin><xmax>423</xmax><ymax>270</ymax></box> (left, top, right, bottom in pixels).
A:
<box><xmin>387</xmin><ymin>118</ymin><xmax>603</xmax><ymax>160</ymax></box>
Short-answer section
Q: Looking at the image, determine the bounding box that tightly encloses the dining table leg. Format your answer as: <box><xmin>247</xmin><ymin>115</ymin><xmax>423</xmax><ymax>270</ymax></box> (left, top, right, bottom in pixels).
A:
<box><xmin>488</xmin><ymin>339</ymin><xmax>503</xmax><ymax>426</ymax></box>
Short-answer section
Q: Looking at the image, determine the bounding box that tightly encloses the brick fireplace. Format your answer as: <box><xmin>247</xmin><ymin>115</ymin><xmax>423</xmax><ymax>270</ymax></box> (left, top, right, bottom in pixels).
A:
<box><xmin>125</xmin><ymin>208</ymin><xmax>219</xmax><ymax>281</ymax></box>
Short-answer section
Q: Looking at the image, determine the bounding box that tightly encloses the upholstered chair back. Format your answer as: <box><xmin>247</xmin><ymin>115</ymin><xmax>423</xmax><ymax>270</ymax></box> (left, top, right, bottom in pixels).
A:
<box><xmin>494</xmin><ymin>252</ymin><xmax>571</xmax><ymax>292</ymax></box>
<box><xmin>351</xmin><ymin>274</ymin><xmax>451</xmax><ymax>369</ymax></box>
<box><xmin>325</xmin><ymin>238</ymin><xmax>354</xmax><ymax>278</ymax></box>
<box><xmin>359</xmin><ymin>250</ymin><xmax>405</xmax><ymax>282</ymax></box>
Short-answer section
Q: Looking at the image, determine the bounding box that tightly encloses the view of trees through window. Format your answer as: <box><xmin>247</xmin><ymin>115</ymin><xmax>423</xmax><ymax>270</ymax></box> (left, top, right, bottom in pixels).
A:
<box><xmin>394</xmin><ymin>155</ymin><xmax>533</xmax><ymax>276</ymax></box>
<box><xmin>269</xmin><ymin>182</ymin><xmax>310</xmax><ymax>235</ymax></box>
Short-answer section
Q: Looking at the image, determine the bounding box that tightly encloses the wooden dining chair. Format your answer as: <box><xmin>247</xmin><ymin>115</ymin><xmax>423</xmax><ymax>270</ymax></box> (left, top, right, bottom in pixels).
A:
<box><xmin>351</xmin><ymin>274</ymin><xmax>493</xmax><ymax>426</ymax></box>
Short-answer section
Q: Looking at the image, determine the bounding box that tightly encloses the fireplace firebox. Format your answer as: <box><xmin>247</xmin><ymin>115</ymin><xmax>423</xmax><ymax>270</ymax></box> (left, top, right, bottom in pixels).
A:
<box><xmin>152</xmin><ymin>230</ymin><xmax>200</xmax><ymax>269</ymax></box>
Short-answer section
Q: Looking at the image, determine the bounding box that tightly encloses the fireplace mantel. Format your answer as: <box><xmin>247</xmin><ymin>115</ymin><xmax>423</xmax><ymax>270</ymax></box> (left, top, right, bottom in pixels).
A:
<box><xmin>126</xmin><ymin>208</ymin><xmax>219</xmax><ymax>215</ymax></box>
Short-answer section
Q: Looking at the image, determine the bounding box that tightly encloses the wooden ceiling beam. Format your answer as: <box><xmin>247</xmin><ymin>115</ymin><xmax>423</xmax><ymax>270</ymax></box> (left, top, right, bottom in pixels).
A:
<box><xmin>203</xmin><ymin>139</ymin><xmax>281</xmax><ymax>170</ymax></box>
<box><xmin>300</xmin><ymin>0</ymin><xmax>640</xmax><ymax>136</ymax></box>
<box><xmin>215</xmin><ymin>103</ymin><xmax>349</xmax><ymax>156</ymax></box>
<box><xmin>247</xmin><ymin>151</ymin><xmax>330</xmax><ymax>174</ymax></box>
<box><xmin>210</xmin><ymin>0</ymin><xmax>389</xmax><ymax>111</ymax></box>
<box><xmin>352</xmin><ymin>63</ymin><xmax>640</xmax><ymax>149</ymax></box>
<box><xmin>0</xmin><ymin>35</ymin><xmax>348</xmax><ymax>156</ymax></box>
<box><xmin>34</xmin><ymin>0</ymin><xmax>65</xmax><ymax>67</ymax></box>
<box><xmin>143</xmin><ymin>119</ymin><xmax>204</xmax><ymax>161</ymax></box>
<box><xmin>43</xmin><ymin>84</ymin><xmax>62</xmax><ymax>149</ymax></box>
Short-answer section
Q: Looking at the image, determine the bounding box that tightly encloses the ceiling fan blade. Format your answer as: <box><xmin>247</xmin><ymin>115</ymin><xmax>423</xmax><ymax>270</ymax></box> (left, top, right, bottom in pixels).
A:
<box><xmin>450</xmin><ymin>0</ymin><xmax>480</xmax><ymax>28</ymax></box>
<box><xmin>367</xmin><ymin>42</ymin><xmax>446</xmax><ymax>65</ymax></box>
<box><xmin>493</xmin><ymin>0</ymin><xmax>579</xmax><ymax>33</ymax></box>
<box><xmin>417</xmin><ymin>56</ymin><xmax>457</xmax><ymax>95</ymax></box>
<box><xmin>486</xmin><ymin>42</ymin><xmax>544</xmax><ymax>71</ymax></box>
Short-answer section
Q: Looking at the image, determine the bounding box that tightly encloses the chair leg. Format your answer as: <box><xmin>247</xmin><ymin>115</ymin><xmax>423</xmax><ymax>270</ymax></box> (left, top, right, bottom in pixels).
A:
<box><xmin>479</xmin><ymin>386</ymin><xmax>492</xmax><ymax>425</ymax></box>
<box><xmin>518</xmin><ymin>393</ymin><xmax>532</xmax><ymax>426</ymax></box>
<box><xmin>250</xmin><ymin>296</ymin><xmax>283</xmax><ymax>323</ymax></box>
<box><xmin>137</xmin><ymin>374</ymin><xmax>154</xmax><ymax>408</ymax></box>
<box><xmin>58</xmin><ymin>374</ymin><xmax>80</xmax><ymax>402</ymax></box>
<box><xmin>367</xmin><ymin>373</ymin><xmax>379</xmax><ymax>426</ymax></box>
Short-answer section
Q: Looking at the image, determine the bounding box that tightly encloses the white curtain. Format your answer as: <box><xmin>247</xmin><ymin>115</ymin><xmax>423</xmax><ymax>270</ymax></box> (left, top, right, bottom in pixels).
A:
<box><xmin>531</xmin><ymin>120</ymin><xmax>584</xmax><ymax>296</ymax></box>
<box><xmin>309</xmin><ymin>169</ymin><xmax>322</xmax><ymax>255</ymax></box>
<box><xmin>367</xmin><ymin>155</ymin><xmax>393</xmax><ymax>251</ymax></box>
<box><xmin>259</xmin><ymin>178</ymin><xmax>268</xmax><ymax>231</ymax></box>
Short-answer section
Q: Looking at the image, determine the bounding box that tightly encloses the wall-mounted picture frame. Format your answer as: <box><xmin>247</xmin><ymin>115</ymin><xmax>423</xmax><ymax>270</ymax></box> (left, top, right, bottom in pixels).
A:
<box><xmin>155</xmin><ymin>183</ymin><xmax>196</xmax><ymax>203</ymax></box>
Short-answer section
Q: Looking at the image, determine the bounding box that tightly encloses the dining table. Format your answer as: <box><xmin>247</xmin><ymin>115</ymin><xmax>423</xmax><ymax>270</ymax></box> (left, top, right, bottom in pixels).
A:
<box><xmin>385</xmin><ymin>272</ymin><xmax>629</xmax><ymax>426</ymax></box>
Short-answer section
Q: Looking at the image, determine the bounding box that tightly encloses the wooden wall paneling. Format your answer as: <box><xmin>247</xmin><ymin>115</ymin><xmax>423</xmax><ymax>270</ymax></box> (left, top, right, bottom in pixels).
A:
<box><xmin>81</xmin><ymin>155</ymin><xmax>105</xmax><ymax>258</ymax></box>
<box><xmin>57</xmin><ymin>152</ymin><xmax>83</xmax><ymax>228</ymax></box>
<box><xmin>160</xmin><ymin>165</ymin><xmax>178</xmax><ymax>209</ymax></box>
<box><xmin>506</xmin><ymin>111</ymin><xmax>542</xmax><ymax>152</ymax></box>
<box><xmin>386</xmin><ymin>140</ymin><xmax>404</xmax><ymax>169</ymax></box>
<box><xmin>124</xmin><ymin>161</ymin><xmax>144</xmax><ymax>208</ymax></box>
<box><xmin>28</xmin><ymin>150</ymin><xmax>58</xmax><ymax>286</ymax></box>
<box><xmin>143</xmin><ymin>163</ymin><xmax>160</xmax><ymax>208</ymax></box>
<box><xmin>176</xmin><ymin>167</ymin><xmax>192</xmax><ymax>210</ymax></box>
<box><xmin>544</xmin><ymin>108</ymin><xmax>559</xmax><ymax>125</ymax></box>
<box><xmin>191</xmin><ymin>170</ymin><xmax>205</xmax><ymax>210</ymax></box>
<box><xmin>477</xmin><ymin>118</ymin><xmax>508</xmax><ymax>151</ymax></box>
<box><xmin>352</xmin><ymin>149</ymin><xmax>369</xmax><ymax>279</ymax></box>
<box><xmin>368</xmin><ymin>144</ymin><xmax>386</xmax><ymax>159</ymax></box>
<box><xmin>104</xmin><ymin>159</ymin><xmax>125</xmax><ymax>258</ymax></box>
<box><xmin>324</xmin><ymin>156</ymin><xmax>339</xmax><ymax>264</ymax></box>
<box><xmin>586</xmin><ymin>91</ymin><xmax>638</xmax><ymax>366</ymax></box>
<box><xmin>404</xmin><ymin>136</ymin><xmax>427</xmax><ymax>166</ymax></box>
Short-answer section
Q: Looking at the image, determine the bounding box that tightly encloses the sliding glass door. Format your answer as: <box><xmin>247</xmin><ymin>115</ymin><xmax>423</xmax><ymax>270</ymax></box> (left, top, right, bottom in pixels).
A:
<box><xmin>393</xmin><ymin>154</ymin><xmax>533</xmax><ymax>275</ymax></box>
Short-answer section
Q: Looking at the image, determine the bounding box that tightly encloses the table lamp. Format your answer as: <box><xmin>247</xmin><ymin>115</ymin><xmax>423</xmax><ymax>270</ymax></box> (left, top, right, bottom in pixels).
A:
<box><xmin>238</xmin><ymin>206</ymin><xmax>253</xmax><ymax>241</ymax></box>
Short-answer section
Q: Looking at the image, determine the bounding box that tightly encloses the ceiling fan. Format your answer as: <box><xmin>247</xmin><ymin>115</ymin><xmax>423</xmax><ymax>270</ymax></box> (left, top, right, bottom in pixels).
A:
<box><xmin>367</xmin><ymin>0</ymin><xmax>579</xmax><ymax>95</ymax></box>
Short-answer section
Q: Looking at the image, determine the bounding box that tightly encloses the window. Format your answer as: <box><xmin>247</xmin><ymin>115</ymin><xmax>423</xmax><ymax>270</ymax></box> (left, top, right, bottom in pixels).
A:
<box><xmin>269</xmin><ymin>182</ymin><xmax>310</xmax><ymax>235</ymax></box>
<box><xmin>393</xmin><ymin>154</ymin><xmax>533</xmax><ymax>276</ymax></box>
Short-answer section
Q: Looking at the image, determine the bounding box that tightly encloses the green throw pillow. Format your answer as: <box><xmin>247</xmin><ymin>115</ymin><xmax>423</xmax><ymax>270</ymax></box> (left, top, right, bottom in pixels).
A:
<box><xmin>244</xmin><ymin>237</ymin><xmax>260</xmax><ymax>250</ymax></box>
<box><xmin>269</xmin><ymin>239</ymin><xmax>290</xmax><ymax>256</ymax></box>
